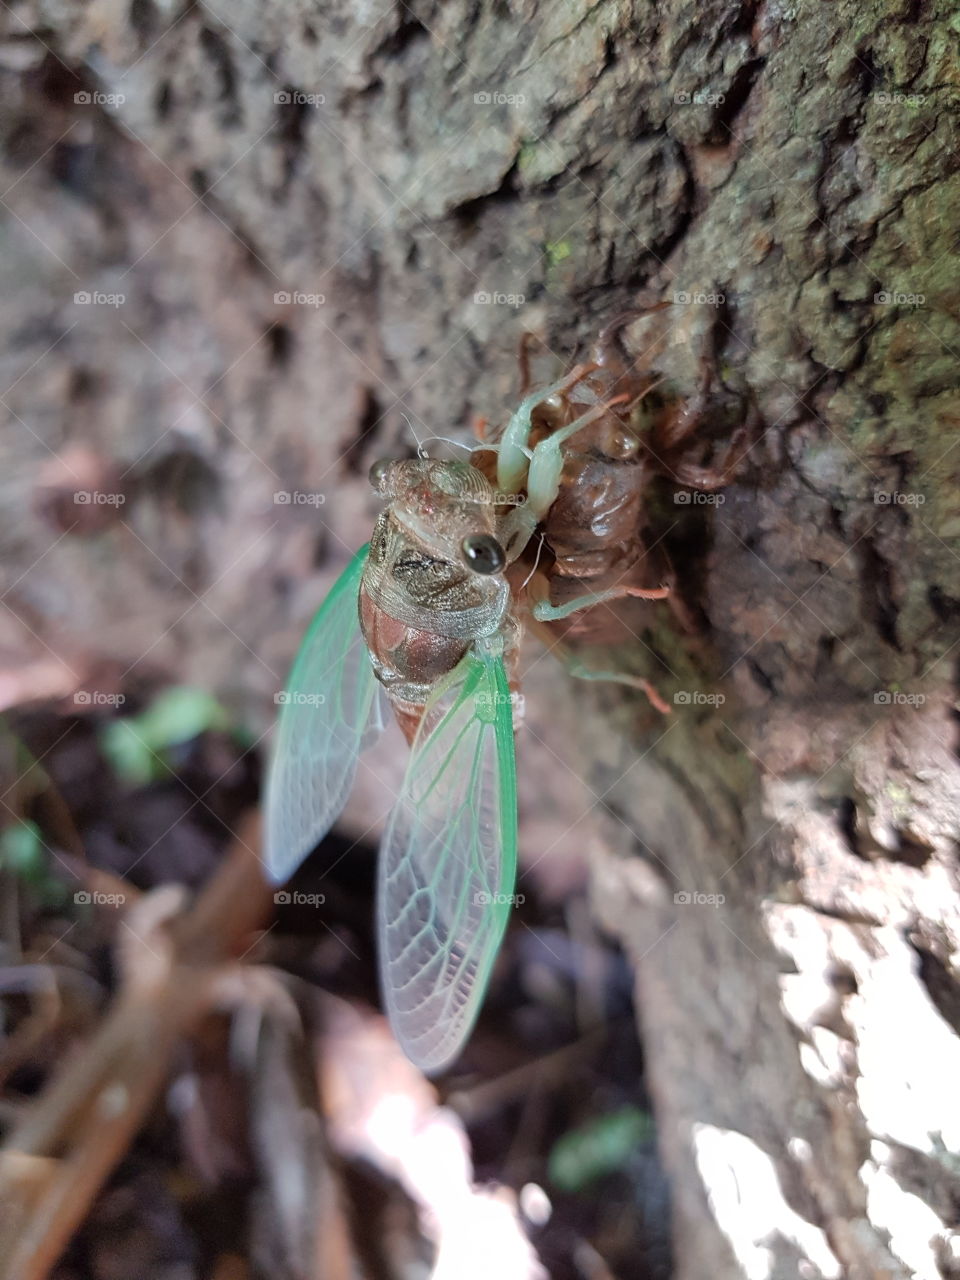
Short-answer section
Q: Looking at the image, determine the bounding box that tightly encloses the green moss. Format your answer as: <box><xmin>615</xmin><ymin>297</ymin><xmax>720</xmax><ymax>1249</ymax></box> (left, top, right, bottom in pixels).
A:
<box><xmin>517</xmin><ymin>141</ymin><xmax>540</xmax><ymax>173</ymax></box>
<box><xmin>544</xmin><ymin>238</ymin><xmax>573</xmax><ymax>267</ymax></box>
<box><xmin>886</xmin><ymin>781</ymin><xmax>912</xmax><ymax>811</ymax></box>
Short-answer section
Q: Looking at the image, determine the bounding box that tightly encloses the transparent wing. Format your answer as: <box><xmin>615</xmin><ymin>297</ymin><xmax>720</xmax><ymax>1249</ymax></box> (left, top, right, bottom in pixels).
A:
<box><xmin>264</xmin><ymin>544</ymin><xmax>382</xmax><ymax>884</ymax></box>
<box><xmin>378</xmin><ymin>647</ymin><xmax>518</xmax><ymax>1074</ymax></box>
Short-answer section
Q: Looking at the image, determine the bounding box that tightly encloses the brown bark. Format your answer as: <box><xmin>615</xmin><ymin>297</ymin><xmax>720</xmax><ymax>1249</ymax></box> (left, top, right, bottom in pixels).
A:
<box><xmin>1</xmin><ymin>1</ymin><xmax>959</xmax><ymax>1276</ymax></box>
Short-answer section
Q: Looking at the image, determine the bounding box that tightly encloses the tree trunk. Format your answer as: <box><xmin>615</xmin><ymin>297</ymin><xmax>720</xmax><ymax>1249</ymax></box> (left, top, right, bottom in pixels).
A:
<box><xmin>2</xmin><ymin>1</ymin><xmax>959</xmax><ymax>1277</ymax></box>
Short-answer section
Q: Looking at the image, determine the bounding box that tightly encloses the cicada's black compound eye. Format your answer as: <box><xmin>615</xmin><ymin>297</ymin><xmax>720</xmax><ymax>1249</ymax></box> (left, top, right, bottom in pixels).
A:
<box><xmin>460</xmin><ymin>533</ymin><xmax>506</xmax><ymax>575</ymax></box>
<box><xmin>368</xmin><ymin>458</ymin><xmax>393</xmax><ymax>495</ymax></box>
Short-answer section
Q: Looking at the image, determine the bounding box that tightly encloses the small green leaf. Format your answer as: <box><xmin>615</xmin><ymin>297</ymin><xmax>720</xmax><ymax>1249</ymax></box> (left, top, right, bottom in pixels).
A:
<box><xmin>100</xmin><ymin>686</ymin><xmax>230</xmax><ymax>785</ymax></box>
<box><xmin>548</xmin><ymin>1105</ymin><xmax>654</xmax><ymax>1192</ymax></box>
<box><xmin>100</xmin><ymin>720</ymin><xmax>162</xmax><ymax>786</ymax></box>
<box><xmin>0</xmin><ymin>820</ymin><xmax>70</xmax><ymax>905</ymax></box>
<box><xmin>135</xmin><ymin>687</ymin><xmax>229</xmax><ymax>751</ymax></box>
<box><xmin>0</xmin><ymin>819</ymin><xmax>44</xmax><ymax>877</ymax></box>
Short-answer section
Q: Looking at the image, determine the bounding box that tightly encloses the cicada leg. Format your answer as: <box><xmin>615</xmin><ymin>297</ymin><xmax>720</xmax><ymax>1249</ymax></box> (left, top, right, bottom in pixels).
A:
<box><xmin>499</xmin><ymin>382</ymin><xmax>651</xmax><ymax>566</ymax></box>
<box><xmin>530</xmin><ymin>580</ymin><xmax>669</xmax><ymax>622</ymax></box>
<box><xmin>496</xmin><ymin>364</ymin><xmax>597</xmax><ymax>496</ymax></box>
<box><xmin>564</xmin><ymin>659</ymin><xmax>672</xmax><ymax>715</ymax></box>
<box><xmin>648</xmin><ymin>305</ymin><xmax>758</xmax><ymax>477</ymax></box>
<box><xmin>591</xmin><ymin>301</ymin><xmax>672</xmax><ymax>378</ymax></box>
<box><xmin>524</xmin><ymin>588</ymin><xmax>672</xmax><ymax>714</ymax></box>
<box><xmin>523</xmin><ymin>571</ymin><xmax>672</xmax><ymax>713</ymax></box>
<box><xmin>524</xmin><ymin>394</ymin><xmax>630</xmax><ymax>519</ymax></box>
<box><xmin>517</xmin><ymin>331</ymin><xmax>539</xmax><ymax>396</ymax></box>
<box><xmin>668</xmin><ymin>406</ymin><xmax>759</xmax><ymax>489</ymax></box>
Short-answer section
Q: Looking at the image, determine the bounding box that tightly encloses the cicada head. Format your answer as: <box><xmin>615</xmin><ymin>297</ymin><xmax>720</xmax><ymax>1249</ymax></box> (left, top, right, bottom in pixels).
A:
<box><xmin>361</xmin><ymin>458</ymin><xmax>513</xmax><ymax>710</ymax></box>
<box><xmin>368</xmin><ymin>458</ymin><xmax>507</xmax><ymax>578</ymax></box>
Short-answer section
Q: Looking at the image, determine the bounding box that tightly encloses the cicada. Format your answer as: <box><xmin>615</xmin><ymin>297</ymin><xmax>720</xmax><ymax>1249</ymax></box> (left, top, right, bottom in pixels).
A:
<box><xmin>265</xmin><ymin>310</ymin><xmax>747</xmax><ymax>1073</ymax></box>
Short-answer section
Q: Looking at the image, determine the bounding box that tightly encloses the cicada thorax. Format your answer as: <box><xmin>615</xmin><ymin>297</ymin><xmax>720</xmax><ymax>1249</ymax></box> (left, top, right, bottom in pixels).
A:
<box><xmin>359</xmin><ymin>460</ymin><xmax>516</xmax><ymax>744</ymax></box>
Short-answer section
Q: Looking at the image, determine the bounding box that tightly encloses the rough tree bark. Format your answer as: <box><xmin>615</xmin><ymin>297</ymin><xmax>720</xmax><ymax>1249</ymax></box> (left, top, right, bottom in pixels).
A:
<box><xmin>1</xmin><ymin>1</ymin><xmax>959</xmax><ymax>1277</ymax></box>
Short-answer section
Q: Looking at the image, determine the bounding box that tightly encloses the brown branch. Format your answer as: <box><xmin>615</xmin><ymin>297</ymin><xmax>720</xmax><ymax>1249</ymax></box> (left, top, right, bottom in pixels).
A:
<box><xmin>0</xmin><ymin>814</ymin><xmax>271</xmax><ymax>1280</ymax></box>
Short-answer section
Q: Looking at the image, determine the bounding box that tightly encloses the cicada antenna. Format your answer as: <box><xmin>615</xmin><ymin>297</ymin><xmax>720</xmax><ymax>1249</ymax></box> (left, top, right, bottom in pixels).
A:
<box><xmin>518</xmin><ymin>531</ymin><xmax>546</xmax><ymax>592</ymax></box>
<box><xmin>401</xmin><ymin>414</ymin><xmax>484</xmax><ymax>459</ymax></box>
<box><xmin>401</xmin><ymin>414</ymin><xmax>431</xmax><ymax>459</ymax></box>
<box><xmin>423</xmin><ymin>436</ymin><xmax>484</xmax><ymax>455</ymax></box>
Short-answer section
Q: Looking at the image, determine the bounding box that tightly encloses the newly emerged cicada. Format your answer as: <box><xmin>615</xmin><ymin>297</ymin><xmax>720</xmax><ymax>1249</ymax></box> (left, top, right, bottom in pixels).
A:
<box><xmin>265</xmin><ymin>309</ymin><xmax>747</xmax><ymax>1073</ymax></box>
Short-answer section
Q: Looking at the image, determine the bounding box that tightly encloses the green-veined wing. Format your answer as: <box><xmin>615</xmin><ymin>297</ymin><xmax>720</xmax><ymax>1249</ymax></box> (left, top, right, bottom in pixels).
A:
<box><xmin>264</xmin><ymin>544</ymin><xmax>383</xmax><ymax>884</ymax></box>
<box><xmin>377</xmin><ymin>644</ymin><xmax>518</xmax><ymax>1074</ymax></box>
